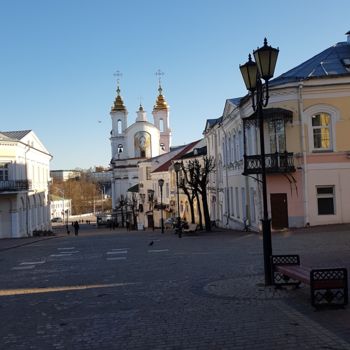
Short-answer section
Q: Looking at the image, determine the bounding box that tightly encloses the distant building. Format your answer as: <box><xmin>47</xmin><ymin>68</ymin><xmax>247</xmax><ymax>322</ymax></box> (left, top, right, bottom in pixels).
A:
<box><xmin>0</xmin><ymin>130</ymin><xmax>52</xmax><ymax>238</ymax></box>
<box><xmin>87</xmin><ymin>170</ymin><xmax>112</xmax><ymax>197</ymax></box>
<box><xmin>50</xmin><ymin>170</ymin><xmax>81</xmax><ymax>182</ymax></box>
<box><xmin>50</xmin><ymin>195</ymin><xmax>72</xmax><ymax>221</ymax></box>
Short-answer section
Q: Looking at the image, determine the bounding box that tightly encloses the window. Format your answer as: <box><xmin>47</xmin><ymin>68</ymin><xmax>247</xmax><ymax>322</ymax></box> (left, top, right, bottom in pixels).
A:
<box><xmin>249</xmin><ymin>188</ymin><xmax>256</xmax><ymax>223</ymax></box>
<box><xmin>235</xmin><ymin>187</ymin><xmax>240</xmax><ymax>218</ymax></box>
<box><xmin>231</xmin><ymin>136</ymin><xmax>235</xmax><ymax>162</ymax></box>
<box><xmin>305</xmin><ymin>105</ymin><xmax>339</xmax><ymax>153</ymax></box>
<box><xmin>230</xmin><ymin>187</ymin><xmax>234</xmax><ymax>216</ymax></box>
<box><xmin>159</xmin><ymin>119</ymin><xmax>164</xmax><ymax>132</ymax></box>
<box><xmin>117</xmin><ymin>120</ymin><xmax>122</xmax><ymax>134</ymax></box>
<box><xmin>166</xmin><ymin>182</ymin><xmax>169</xmax><ymax>197</ymax></box>
<box><xmin>241</xmin><ymin>187</ymin><xmax>246</xmax><ymax>220</ymax></box>
<box><xmin>233</xmin><ymin>134</ymin><xmax>237</xmax><ymax>161</ymax></box>
<box><xmin>268</xmin><ymin>120</ymin><xmax>286</xmax><ymax>153</ymax></box>
<box><xmin>316</xmin><ymin>186</ymin><xmax>335</xmax><ymax>215</ymax></box>
<box><xmin>0</xmin><ymin>164</ymin><xmax>9</xmax><ymax>181</ymax></box>
<box><xmin>222</xmin><ymin>141</ymin><xmax>226</xmax><ymax>166</ymax></box>
<box><xmin>312</xmin><ymin>113</ymin><xmax>331</xmax><ymax>151</ymax></box>
<box><xmin>146</xmin><ymin>167</ymin><xmax>151</xmax><ymax>180</ymax></box>
<box><xmin>238</xmin><ymin>131</ymin><xmax>243</xmax><ymax>160</ymax></box>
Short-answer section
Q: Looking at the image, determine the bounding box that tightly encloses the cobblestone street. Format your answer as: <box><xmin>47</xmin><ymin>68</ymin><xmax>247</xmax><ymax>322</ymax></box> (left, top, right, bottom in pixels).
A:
<box><xmin>1</xmin><ymin>224</ymin><xmax>350</xmax><ymax>349</ymax></box>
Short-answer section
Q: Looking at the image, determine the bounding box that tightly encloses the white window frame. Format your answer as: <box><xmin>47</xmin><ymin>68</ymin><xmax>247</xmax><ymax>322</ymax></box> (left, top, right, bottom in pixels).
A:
<box><xmin>304</xmin><ymin>105</ymin><xmax>339</xmax><ymax>153</ymax></box>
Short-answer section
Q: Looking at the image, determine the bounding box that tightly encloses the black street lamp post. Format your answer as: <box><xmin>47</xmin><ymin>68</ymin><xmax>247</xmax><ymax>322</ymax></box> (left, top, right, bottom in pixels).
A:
<box><xmin>239</xmin><ymin>38</ymin><xmax>279</xmax><ymax>285</ymax></box>
<box><xmin>173</xmin><ymin>162</ymin><xmax>181</xmax><ymax>237</ymax></box>
<box><xmin>158</xmin><ymin>178</ymin><xmax>164</xmax><ymax>233</ymax></box>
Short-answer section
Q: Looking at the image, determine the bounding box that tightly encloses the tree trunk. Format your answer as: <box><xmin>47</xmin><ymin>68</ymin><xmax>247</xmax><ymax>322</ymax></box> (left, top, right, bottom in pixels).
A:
<box><xmin>202</xmin><ymin>188</ymin><xmax>211</xmax><ymax>231</ymax></box>
<box><xmin>195</xmin><ymin>191</ymin><xmax>203</xmax><ymax>230</ymax></box>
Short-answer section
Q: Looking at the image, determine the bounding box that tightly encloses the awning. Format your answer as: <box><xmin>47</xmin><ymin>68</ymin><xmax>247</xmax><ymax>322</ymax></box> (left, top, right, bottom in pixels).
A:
<box><xmin>245</xmin><ymin>108</ymin><xmax>293</xmax><ymax>122</ymax></box>
<box><xmin>127</xmin><ymin>184</ymin><xmax>139</xmax><ymax>193</ymax></box>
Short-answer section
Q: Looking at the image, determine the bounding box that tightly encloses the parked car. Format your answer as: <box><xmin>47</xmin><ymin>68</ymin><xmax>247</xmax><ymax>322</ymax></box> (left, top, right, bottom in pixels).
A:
<box><xmin>51</xmin><ymin>217</ymin><xmax>63</xmax><ymax>223</ymax></box>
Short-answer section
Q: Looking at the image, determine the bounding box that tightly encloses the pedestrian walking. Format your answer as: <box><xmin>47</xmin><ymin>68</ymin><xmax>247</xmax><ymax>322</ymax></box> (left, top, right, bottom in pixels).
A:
<box><xmin>73</xmin><ymin>221</ymin><xmax>80</xmax><ymax>236</ymax></box>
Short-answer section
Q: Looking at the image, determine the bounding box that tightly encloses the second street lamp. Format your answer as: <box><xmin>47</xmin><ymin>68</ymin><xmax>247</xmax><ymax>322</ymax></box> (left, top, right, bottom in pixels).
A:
<box><xmin>158</xmin><ymin>178</ymin><xmax>164</xmax><ymax>233</ymax></box>
<box><xmin>239</xmin><ymin>38</ymin><xmax>279</xmax><ymax>285</ymax></box>
<box><xmin>173</xmin><ymin>162</ymin><xmax>181</xmax><ymax>237</ymax></box>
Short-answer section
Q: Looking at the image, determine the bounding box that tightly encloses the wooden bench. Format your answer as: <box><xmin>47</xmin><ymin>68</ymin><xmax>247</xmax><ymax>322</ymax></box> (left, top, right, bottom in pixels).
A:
<box><xmin>271</xmin><ymin>255</ymin><xmax>348</xmax><ymax>308</ymax></box>
<box><xmin>183</xmin><ymin>223</ymin><xmax>198</xmax><ymax>233</ymax></box>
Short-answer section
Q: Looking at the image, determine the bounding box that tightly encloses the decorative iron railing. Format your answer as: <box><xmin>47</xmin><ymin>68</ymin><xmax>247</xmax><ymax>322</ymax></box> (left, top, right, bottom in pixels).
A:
<box><xmin>0</xmin><ymin>180</ymin><xmax>31</xmax><ymax>191</ymax></box>
<box><xmin>243</xmin><ymin>152</ymin><xmax>295</xmax><ymax>175</ymax></box>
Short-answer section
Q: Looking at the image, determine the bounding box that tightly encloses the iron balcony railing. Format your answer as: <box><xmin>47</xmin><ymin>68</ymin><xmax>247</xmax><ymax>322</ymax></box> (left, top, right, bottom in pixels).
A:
<box><xmin>243</xmin><ymin>152</ymin><xmax>295</xmax><ymax>175</ymax></box>
<box><xmin>0</xmin><ymin>180</ymin><xmax>32</xmax><ymax>192</ymax></box>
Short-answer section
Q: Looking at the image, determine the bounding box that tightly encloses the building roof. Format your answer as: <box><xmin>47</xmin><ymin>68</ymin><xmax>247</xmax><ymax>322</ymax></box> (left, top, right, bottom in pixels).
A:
<box><xmin>0</xmin><ymin>130</ymin><xmax>31</xmax><ymax>140</ymax></box>
<box><xmin>271</xmin><ymin>40</ymin><xmax>350</xmax><ymax>86</ymax></box>
<box><xmin>203</xmin><ymin>116</ymin><xmax>222</xmax><ymax>133</ymax></box>
<box><xmin>152</xmin><ymin>140</ymin><xmax>202</xmax><ymax>173</ymax></box>
<box><xmin>228</xmin><ymin>97</ymin><xmax>243</xmax><ymax>106</ymax></box>
<box><xmin>220</xmin><ymin>35</ymin><xmax>350</xmax><ymax>112</ymax></box>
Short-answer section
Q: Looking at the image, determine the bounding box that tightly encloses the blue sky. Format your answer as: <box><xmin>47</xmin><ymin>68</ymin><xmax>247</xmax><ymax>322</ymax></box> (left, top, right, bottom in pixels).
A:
<box><xmin>1</xmin><ymin>0</ymin><xmax>349</xmax><ymax>170</ymax></box>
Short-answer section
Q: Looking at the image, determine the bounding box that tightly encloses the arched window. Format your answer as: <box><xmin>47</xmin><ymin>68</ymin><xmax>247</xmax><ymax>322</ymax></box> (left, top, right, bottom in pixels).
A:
<box><xmin>311</xmin><ymin>113</ymin><xmax>331</xmax><ymax>151</ymax></box>
<box><xmin>304</xmin><ymin>105</ymin><xmax>339</xmax><ymax>153</ymax></box>
<box><xmin>117</xmin><ymin>120</ymin><xmax>122</xmax><ymax>134</ymax></box>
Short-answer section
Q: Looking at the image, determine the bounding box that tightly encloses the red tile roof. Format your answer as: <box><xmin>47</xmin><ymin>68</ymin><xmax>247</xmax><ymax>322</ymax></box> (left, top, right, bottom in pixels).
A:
<box><xmin>152</xmin><ymin>140</ymin><xmax>201</xmax><ymax>173</ymax></box>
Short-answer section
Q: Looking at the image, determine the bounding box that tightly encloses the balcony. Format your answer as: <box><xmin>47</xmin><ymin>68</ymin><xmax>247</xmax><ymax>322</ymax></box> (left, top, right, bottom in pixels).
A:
<box><xmin>0</xmin><ymin>180</ymin><xmax>32</xmax><ymax>192</ymax></box>
<box><xmin>243</xmin><ymin>152</ymin><xmax>295</xmax><ymax>175</ymax></box>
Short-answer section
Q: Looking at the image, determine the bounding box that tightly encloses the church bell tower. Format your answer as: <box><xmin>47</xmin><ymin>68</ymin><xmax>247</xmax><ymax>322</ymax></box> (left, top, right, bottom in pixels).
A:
<box><xmin>152</xmin><ymin>82</ymin><xmax>171</xmax><ymax>154</ymax></box>
<box><xmin>110</xmin><ymin>77</ymin><xmax>128</xmax><ymax>160</ymax></box>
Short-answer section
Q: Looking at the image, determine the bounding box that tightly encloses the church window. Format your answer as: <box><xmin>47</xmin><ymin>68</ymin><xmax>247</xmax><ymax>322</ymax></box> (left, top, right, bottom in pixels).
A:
<box><xmin>146</xmin><ymin>167</ymin><xmax>151</xmax><ymax>180</ymax></box>
<box><xmin>159</xmin><ymin>119</ymin><xmax>164</xmax><ymax>132</ymax></box>
<box><xmin>160</xmin><ymin>143</ymin><xmax>165</xmax><ymax>151</ymax></box>
<box><xmin>117</xmin><ymin>120</ymin><xmax>122</xmax><ymax>134</ymax></box>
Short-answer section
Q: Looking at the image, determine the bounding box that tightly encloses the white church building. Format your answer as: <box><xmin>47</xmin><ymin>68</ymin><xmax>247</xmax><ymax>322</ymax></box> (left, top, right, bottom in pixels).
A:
<box><xmin>110</xmin><ymin>82</ymin><xmax>171</xmax><ymax>208</ymax></box>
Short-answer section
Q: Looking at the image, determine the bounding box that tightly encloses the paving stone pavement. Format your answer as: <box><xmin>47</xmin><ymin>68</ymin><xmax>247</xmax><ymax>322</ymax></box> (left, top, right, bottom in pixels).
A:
<box><xmin>0</xmin><ymin>224</ymin><xmax>350</xmax><ymax>349</ymax></box>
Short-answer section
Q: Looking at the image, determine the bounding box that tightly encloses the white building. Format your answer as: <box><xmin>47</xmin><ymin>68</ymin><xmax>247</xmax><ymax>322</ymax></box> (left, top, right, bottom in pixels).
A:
<box><xmin>50</xmin><ymin>169</ymin><xmax>81</xmax><ymax>182</ymax></box>
<box><xmin>50</xmin><ymin>195</ymin><xmax>72</xmax><ymax>221</ymax></box>
<box><xmin>0</xmin><ymin>130</ymin><xmax>52</xmax><ymax>238</ymax></box>
<box><xmin>110</xmin><ymin>81</ymin><xmax>171</xmax><ymax>208</ymax></box>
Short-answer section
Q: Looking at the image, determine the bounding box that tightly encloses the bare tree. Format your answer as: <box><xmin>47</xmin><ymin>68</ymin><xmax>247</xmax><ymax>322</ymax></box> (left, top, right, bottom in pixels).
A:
<box><xmin>184</xmin><ymin>156</ymin><xmax>215</xmax><ymax>231</ymax></box>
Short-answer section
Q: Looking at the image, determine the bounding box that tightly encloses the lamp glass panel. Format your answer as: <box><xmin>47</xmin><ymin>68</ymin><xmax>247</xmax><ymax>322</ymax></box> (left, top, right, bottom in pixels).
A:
<box><xmin>239</xmin><ymin>62</ymin><xmax>257</xmax><ymax>91</ymax></box>
<box><xmin>254</xmin><ymin>46</ymin><xmax>279</xmax><ymax>80</ymax></box>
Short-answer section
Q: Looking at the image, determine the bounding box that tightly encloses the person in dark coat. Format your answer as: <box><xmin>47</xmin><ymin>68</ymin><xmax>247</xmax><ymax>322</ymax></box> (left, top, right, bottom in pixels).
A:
<box><xmin>73</xmin><ymin>221</ymin><xmax>80</xmax><ymax>236</ymax></box>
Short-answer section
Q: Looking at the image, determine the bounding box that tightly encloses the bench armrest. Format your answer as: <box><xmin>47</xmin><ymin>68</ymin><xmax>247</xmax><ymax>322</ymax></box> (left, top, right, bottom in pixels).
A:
<box><xmin>271</xmin><ymin>254</ymin><xmax>300</xmax><ymax>286</ymax></box>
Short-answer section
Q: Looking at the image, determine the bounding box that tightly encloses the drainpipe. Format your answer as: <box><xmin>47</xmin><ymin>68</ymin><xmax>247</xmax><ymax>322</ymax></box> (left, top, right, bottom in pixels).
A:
<box><xmin>213</xmin><ymin>131</ymin><xmax>220</xmax><ymax>223</ymax></box>
<box><xmin>297</xmin><ymin>83</ymin><xmax>309</xmax><ymax>226</ymax></box>
<box><xmin>25</xmin><ymin>145</ymin><xmax>30</xmax><ymax>236</ymax></box>
<box><xmin>221</xmin><ymin>126</ymin><xmax>230</xmax><ymax>226</ymax></box>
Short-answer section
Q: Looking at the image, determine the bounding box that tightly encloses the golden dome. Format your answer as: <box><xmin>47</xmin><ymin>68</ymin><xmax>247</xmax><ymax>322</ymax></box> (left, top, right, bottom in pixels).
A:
<box><xmin>153</xmin><ymin>86</ymin><xmax>169</xmax><ymax>111</ymax></box>
<box><xmin>111</xmin><ymin>87</ymin><xmax>126</xmax><ymax>112</ymax></box>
